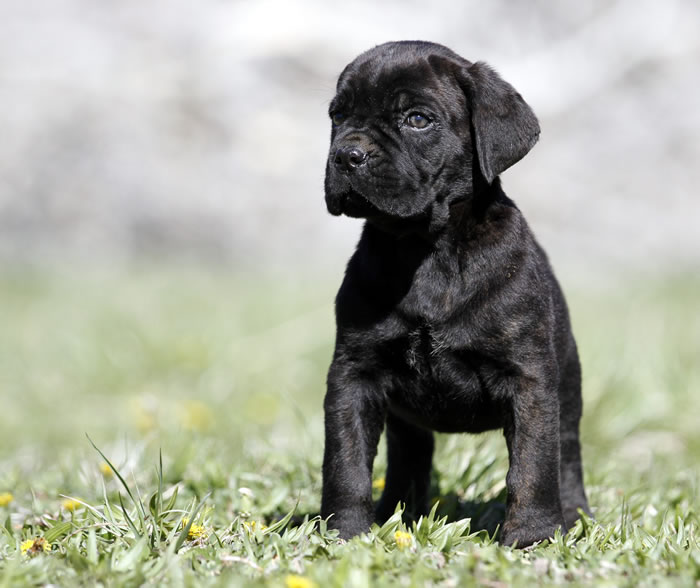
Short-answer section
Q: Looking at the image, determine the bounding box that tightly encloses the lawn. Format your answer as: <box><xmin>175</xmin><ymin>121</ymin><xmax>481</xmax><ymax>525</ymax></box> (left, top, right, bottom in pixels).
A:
<box><xmin>0</xmin><ymin>266</ymin><xmax>698</xmax><ymax>586</ymax></box>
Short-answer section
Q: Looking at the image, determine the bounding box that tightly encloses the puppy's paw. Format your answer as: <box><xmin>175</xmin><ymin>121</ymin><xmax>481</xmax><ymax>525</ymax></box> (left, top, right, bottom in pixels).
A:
<box><xmin>327</xmin><ymin>508</ymin><xmax>373</xmax><ymax>540</ymax></box>
<box><xmin>500</xmin><ymin>514</ymin><xmax>564</xmax><ymax>548</ymax></box>
<box><xmin>562</xmin><ymin>502</ymin><xmax>593</xmax><ymax>530</ymax></box>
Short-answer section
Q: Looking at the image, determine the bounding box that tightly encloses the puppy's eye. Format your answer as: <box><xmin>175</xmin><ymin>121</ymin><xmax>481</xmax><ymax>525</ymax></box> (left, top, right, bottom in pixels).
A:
<box><xmin>331</xmin><ymin>112</ymin><xmax>345</xmax><ymax>126</ymax></box>
<box><xmin>405</xmin><ymin>112</ymin><xmax>431</xmax><ymax>129</ymax></box>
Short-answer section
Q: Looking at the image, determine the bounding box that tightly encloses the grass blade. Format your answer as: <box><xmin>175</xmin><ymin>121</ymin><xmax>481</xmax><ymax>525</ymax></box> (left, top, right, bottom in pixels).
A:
<box><xmin>118</xmin><ymin>493</ymin><xmax>142</xmax><ymax>540</ymax></box>
<box><xmin>173</xmin><ymin>492</ymin><xmax>211</xmax><ymax>553</ymax></box>
<box><xmin>86</xmin><ymin>434</ymin><xmax>141</xmax><ymax>516</ymax></box>
<box><xmin>45</xmin><ymin>521</ymin><xmax>73</xmax><ymax>544</ymax></box>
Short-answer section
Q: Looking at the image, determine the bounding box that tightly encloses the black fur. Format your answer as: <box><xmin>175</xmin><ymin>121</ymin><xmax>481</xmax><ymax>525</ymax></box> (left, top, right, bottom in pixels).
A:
<box><xmin>321</xmin><ymin>41</ymin><xmax>590</xmax><ymax>548</ymax></box>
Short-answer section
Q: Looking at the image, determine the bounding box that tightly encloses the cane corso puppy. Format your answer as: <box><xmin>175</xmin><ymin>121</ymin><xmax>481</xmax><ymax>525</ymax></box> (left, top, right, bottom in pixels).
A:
<box><xmin>321</xmin><ymin>41</ymin><xmax>590</xmax><ymax>547</ymax></box>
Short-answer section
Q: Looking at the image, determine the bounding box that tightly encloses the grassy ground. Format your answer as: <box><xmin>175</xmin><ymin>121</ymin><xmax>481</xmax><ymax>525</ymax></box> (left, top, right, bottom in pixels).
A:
<box><xmin>0</xmin><ymin>266</ymin><xmax>698</xmax><ymax>586</ymax></box>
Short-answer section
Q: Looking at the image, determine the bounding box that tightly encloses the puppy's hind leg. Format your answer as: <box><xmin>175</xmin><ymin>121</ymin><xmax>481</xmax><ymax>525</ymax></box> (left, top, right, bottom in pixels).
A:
<box><xmin>558</xmin><ymin>344</ymin><xmax>591</xmax><ymax>529</ymax></box>
<box><xmin>375</xmin><ymin>411</ymin><xmax>434</xmax><ymax>523</ymax></box>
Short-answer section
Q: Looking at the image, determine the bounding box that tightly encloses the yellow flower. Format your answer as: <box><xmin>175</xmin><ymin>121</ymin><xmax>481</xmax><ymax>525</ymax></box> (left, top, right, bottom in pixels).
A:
<box><xmin>99</xmin><ymin>463</ymin><xmax>113</xmax><ymax>477</ymax></box>
<box><xmin>181</xmin><ymin>517</ymin><xmax>207</xmax><ymax>540</ymax></box>
<box><xmin>243</xmin><ymin>520</ymin><xmax>268</xmax><ymax>532</ymax></box>
<box><xmin>62</xmin><ymin>498</ymin><xmax>82</xmax><ymax>512</ymax></box>
<box><xmin>20</xmin><ymin>537</ymin><xmax>51</xmax><ymax>557</ymax></box>
<box><xmin>178</xmin><ymin>400</ymin><xmax>213</xmax><ymax>432</ymax></box>
<box><xmin>0</xmin><ymin>492</ymin><xmax>13</xmax><ymax>507</ymax></box>
<box><xmin>188</xmin><ymin>523</ymin><xmax>207</xmax><ymax>540</ymax></box>
<box><xmin>285</xmin><ymin>574</ymin><xmax>316</xmax><ymax>588</ymax></box>
<box><xmin>372</xmin><ymin>477</ymin><xmax>386</xmax><ymax>491</ymax></box>
<box><xmin>129</xmin><ymin>397</ymin><xmax>157</xmax><ymax>433</ymax></box>
<box><xmin>135</xmin><ymin>412</ymin><xmax>156</xmax><ymax>433</ymax></box>
<box><xmin>394</xmin><ymin>530</ymin><xmax>413</xmax><ymax>550</ymax></box>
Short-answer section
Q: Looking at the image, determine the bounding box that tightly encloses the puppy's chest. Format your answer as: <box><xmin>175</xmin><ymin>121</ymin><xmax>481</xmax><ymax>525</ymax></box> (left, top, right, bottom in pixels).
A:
<box><xmin>403</xmin><ymin>322</ymin><xmax>450</xmax><ymax>375</ymax></box>
<box><xmin>383</xmin><ymin>320</ymin><xmax>501</xmax><ymax>434</ymax></box>
<box><xmin>385</xmin><ymin>320</ymin><xmax>475</xmax><ymax>392</ymax></box>
<box><xmin>391</xmin><ymin>268</ymin><xmax>470</xmax><ymax>377</ymax></box>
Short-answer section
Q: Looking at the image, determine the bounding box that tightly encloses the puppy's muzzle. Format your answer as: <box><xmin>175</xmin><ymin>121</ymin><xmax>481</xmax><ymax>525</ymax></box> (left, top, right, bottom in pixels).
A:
<box><xmin>332</xmin><ymin>146</ymin><xmax>368</xmax><ymax>172</ymax></box>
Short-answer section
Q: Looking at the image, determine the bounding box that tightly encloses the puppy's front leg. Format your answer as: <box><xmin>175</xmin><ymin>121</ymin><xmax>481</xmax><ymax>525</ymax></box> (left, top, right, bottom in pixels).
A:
<box><xmin>321</xmin><ymin>363</ymin><xmax>386</xmax><ymax>539</ymax></box>
<box><xmin>500</xmin><ymin>375</ymin><xmax>565</xmax><ymax>547</ymax></box>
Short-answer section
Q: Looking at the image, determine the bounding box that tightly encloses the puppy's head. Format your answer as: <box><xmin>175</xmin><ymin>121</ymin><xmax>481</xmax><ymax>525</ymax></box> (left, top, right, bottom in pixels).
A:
<box><xmin>324</xmin><ymin>41</ymin><xmax>539</xmax><ymax>229</ymax></box>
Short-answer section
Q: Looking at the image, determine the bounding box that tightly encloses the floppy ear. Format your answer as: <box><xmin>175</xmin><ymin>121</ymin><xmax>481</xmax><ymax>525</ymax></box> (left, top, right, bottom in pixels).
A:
<box><xmin>464</xmin><ymin>62</ymin><xmax>540</xmax><ymax>184</ymax></box>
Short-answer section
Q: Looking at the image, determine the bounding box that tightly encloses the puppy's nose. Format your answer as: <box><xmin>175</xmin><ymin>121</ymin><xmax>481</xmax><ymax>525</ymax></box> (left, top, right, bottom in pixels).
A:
<box><xmin>333</xmin><ymin>146</ymin><xmax>368</xmax><ymax>171</ymax></box>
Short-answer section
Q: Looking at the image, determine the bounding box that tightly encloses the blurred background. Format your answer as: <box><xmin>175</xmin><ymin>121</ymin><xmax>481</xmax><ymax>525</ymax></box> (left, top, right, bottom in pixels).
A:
<box><xmin>0</xmin><ymin>0</ymin><xmax>698</xmax><ymax>476</ymax></box>
<box><xmin>2</xmin><ymin>0</ymin><xmax>699</xmax><ymax>274</ymax></box>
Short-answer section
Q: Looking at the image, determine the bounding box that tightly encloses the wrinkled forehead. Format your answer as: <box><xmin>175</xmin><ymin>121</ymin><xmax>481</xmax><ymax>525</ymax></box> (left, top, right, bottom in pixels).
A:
<box><xmin>332</xmin><ymin>49</ymin><xmax>466</xmax><ymax>113</ymax></box>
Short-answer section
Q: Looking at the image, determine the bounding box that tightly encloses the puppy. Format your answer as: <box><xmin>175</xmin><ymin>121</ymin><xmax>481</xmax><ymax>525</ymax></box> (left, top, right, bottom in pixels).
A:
<box><xmin>321</xmin><ymin>41</ymin><xmax>590</xmax><ymax>548</ymax></box>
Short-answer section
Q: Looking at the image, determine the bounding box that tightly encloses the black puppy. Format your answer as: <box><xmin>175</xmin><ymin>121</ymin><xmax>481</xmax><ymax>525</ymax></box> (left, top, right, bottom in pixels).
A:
<box><xmin>321</xmin><ymin>41</ymin><xmax>590</xmax><ymax>548</ymax></box>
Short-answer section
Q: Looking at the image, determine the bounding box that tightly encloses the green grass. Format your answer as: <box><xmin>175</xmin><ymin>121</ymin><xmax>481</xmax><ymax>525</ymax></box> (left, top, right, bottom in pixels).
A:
<box><xmin>0</xmin><ymin>266</ymin><xmax>698</xmax><ymax>586</ymax></box>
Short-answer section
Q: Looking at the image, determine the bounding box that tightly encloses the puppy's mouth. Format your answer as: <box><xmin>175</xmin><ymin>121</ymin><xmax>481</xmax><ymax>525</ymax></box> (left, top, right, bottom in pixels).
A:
<box><xmin>327</xmin><ymin>188</ymin><xmax>379</xmax><ymax>218</ymax></box>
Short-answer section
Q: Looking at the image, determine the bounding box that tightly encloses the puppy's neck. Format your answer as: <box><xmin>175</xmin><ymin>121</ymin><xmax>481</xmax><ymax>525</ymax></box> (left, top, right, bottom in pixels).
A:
<box><xmin>454</xmin><ymin>178</ymin><xmax>514</xmax><ymax>228</ymax></box>
<box><xmin>364</xmin><ymin>178</ymin><xmax>516</xmax><ymax>251</ymax></box>
<box><xmin>434</xmin><ymin>179</ymin><xmax>518</xmax><ymax>245</ymax></box>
